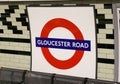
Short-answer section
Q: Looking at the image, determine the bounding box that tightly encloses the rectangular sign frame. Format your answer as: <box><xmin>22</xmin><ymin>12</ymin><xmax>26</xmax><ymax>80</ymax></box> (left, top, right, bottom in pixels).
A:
<box><xmin>27</xmin><ymin>5</ymin><xmax>97</xmax><ymax>79</ymax></box>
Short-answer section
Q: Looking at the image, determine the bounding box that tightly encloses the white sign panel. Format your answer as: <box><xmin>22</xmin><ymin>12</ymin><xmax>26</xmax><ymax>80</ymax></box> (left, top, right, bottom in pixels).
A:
<box><xmin>27</xmin><ymin>6</ymin><xmax>96</xmax><ymax>78</ymax></box>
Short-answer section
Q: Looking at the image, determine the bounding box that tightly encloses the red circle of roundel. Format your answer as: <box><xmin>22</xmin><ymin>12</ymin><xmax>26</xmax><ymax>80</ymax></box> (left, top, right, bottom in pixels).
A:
<box><xmin>40</xmin><ymin>18</ymin><xmax>84</xmax><ymax>69</ymax></box>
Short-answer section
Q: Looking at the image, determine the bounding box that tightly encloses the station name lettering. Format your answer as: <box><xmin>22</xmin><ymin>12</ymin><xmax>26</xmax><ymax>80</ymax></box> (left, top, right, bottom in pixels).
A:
<box><xmin>36</xmin><ymin>37</ymin><xmax>91</xmax><ymax>51</ymax></box>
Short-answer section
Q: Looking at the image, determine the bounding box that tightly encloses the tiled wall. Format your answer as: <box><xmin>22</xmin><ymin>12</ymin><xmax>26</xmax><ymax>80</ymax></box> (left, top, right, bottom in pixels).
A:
<box><xmin>0</xmin><ymin>3</ymin><xmax>115</xmax><ymax>81</ymax></box>
<box><xmin>0</xmin><ymin>5</ymin><xmax>31</xmax><ymax>70</ymax></box>
<box><xmin>92</xmin><ymin>4</ymin><xmax>114</xmax><ymax>80</ymax></box>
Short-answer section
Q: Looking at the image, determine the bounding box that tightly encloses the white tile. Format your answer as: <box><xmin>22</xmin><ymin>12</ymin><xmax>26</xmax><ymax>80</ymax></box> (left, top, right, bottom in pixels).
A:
<box><xmin>94</xmin><ymin>4</ymin><xmax>104</xmax><ymax>9</ymax></box>
<box><xmin>99</xmin><ymin>39</ymin><xmax>114</xmax><ymax>44</ymax></box>
<box><xmin>98</xmin><ymin>48</ymin><xmax>114</xmax><ymax>54</ymax></box>
<box><xmin>97</xmin><ymin>9</ymin><xmax>112</xmax><ymax>14</ymax></box>
<box><xmin>99</xmin><ymin>29</ymin><xmax>113</xmax><ymax>34</ymax></box>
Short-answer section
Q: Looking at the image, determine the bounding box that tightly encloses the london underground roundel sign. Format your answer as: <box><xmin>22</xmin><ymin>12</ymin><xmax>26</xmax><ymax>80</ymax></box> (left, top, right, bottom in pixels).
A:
<box><xmin>28</xmin><ymin>6</ymin><xmax>96</xmax><ymax>78</ymax></box>
<box><xmin>40</xmin><ymin>18</ymin><xmax>84</xmax><ymax>69</ymax></box>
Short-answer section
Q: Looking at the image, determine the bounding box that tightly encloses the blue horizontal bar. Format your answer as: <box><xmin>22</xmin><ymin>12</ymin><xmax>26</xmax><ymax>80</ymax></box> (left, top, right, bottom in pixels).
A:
<box><xmin>36</xmin><ymin>37</ymin><xmax>91</xmax><ymax>51</ymax></box>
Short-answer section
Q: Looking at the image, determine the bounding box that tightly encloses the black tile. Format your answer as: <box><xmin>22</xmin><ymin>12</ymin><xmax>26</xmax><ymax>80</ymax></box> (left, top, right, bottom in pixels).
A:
<box><xmin>96</xmin><ymin>24</ymin><xmax>105</xmax><ymax>28</ymax></box>
<box><xmin>0</xmin><ymin>17</ymin><xmax>6</xmax><ymax>21</ymax></box>
<box><xmin>5</xmin><ymin>9</ymin><xmax>15</xmax><ymax>13</ymax></box>
<box><xmin>1</xmin><ymin>13</ymin><xmax>10</xmax><ymax>17</ymax></box>
<box><xmin>22</xmin><ymin>22</ymin><xmax>28</xmax><ymax>26</ymax></box>
<box><xmin>9</xmin><ymin>5</ymin><xmax>19</xmax><ymax>9</ymax></box>
<box><xmin>96</xmin><ymin>14</ymin><xmax>105</xmax><ymax>19</ymax></box>
<box><xmin>106</xmin><ymin>34</ymin><xmax>114</xmax><ymax>39</ymax></box>
<box><xmin>94</xmin><ymin>9</ymin><xmax>98</xmax><ymax>16</ymax></box>
<box><xmin>104</xmin><ymin>4</ymin><xmax>112</xmax><ymax>9</ymax></box>
<box><xmin>24</xmin><ymin>9</ymin><xmax>27</xmax><ymax>15</ymax></box>
<box><xmin>97</xmin><ymin>44</ymin><xmax>114</xmax><ymax>49</ymax></box>
<box><xmin>16</xmin><ymin>18</ymin><xmax>26</xmax><ymax>22</ymax></box>
<box><xmin>0</xmin><ymin>49</ymin><xmax>31</xmax><ymax>56</ymax></box>
<box><xmin>20</xmin><ymin>14</ymin><xmax>27</xmax><ymax>18</ymax></box>
<box><xmin>98</xmin><ymin>58</ymin><xmax>114</xmax><ymax>64</ymax></box>
<box><xmin>98</xmin><ymin>19</ymin><xmax>113</xmax><ymax>24</ymax></box>
<box><xmin>2</xmin><ymin>21</ymin><xmax>12</xmax><ymax>26</ymax></box>
<box><xmin>0</xmin><ymin>29</ymin><xmax>3</xmax><ymax>33</ymax></box>
<box><xmin>8</xmin><ymin>26</ymin><xmax>17</xmax><ymax>30</ymax></box>
<box><xmin>0</xmin><ymin>37</ymin><xmax>30</xmax><ymax>43</ymax></box>
<box><xmin>13</xmin><ymin>30</ymin><xmax>23</xmax><ymax>34</ymax></box>
<box><xmin>96</xmin><ymin>29</ymin><xmax>99</xmax><ymax>34</ymax></box>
